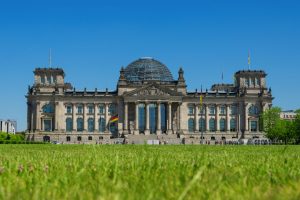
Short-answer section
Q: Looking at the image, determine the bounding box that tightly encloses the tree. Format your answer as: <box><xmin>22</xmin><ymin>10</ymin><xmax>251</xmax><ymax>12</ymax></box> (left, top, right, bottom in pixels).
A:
<box><xmin>294</xmin><ymin>111</ymin><xmax>300</xmax><ymax>144</ymax></box>
<box><xmin>261</xmin><ymin>107</ymin><xmax>282</xmax><ymax>141</ymax></box>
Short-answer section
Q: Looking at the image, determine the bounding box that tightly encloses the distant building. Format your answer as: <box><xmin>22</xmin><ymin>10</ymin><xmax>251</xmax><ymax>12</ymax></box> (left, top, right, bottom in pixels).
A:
<box><xmin>0</xmin><ymin>120</ymin><xmax>17</xmax><ymax>134</ymax></box>
<box><xmin>26</xmin><ymin>57</ymin><xmax>273</xmax><ymax>144</ymax></box>
<box><xmin>280</xmin><ymin>110</ymin><xmax>297</xmax><ymax>121</ymax></box>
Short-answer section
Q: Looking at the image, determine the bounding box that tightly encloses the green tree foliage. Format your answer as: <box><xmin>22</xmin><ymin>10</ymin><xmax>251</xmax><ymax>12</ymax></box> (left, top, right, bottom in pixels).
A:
<box><xmin>261</xmin><ymin>107</ymin><xmax>300</xmax><ymax>144</ymax></box>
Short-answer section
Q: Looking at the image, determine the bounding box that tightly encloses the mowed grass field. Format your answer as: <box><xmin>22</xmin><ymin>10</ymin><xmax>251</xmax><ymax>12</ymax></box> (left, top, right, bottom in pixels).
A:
<box><xmin>0</xmin><ymin>145</ymin><xmax>300</xmax><ymax>200</ymax></box>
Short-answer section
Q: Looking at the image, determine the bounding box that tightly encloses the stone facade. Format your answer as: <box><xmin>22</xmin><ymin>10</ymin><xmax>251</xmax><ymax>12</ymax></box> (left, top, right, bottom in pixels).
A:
<box><xmin>26</xmin><ymin>58</ymin><xmax>273</xmax><ymax>144</ymax></box>
<box><xmin>0</xmin><ymin>120</ymin><xmax>17</xmax><ymax>134</ymax></box>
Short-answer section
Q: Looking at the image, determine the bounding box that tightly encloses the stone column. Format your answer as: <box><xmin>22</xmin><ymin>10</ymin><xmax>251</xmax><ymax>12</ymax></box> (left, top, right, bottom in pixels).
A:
<box><xmin>205</xmin><ymin>105</ymin><xmax>209</xmax><ymax>132</ymax></box>
<box><xmin>83</xmin><ymin>103</ymin><xmax>87</xmax><ymax>131</ymax></box>
<box><xmin>178</xmin><ymin>103</ymin><xmax>182</xmax><ymax>131</ymax></box>
<box><xmin>245</xmin><ymin>103</ymin><xmax>249</xmax><ymax>132</ymax></box>
<box><xmin>215</xmin><ymin>104</ymin><xmax>219</xmax><ymax>132</ymax></box>
<box><xmin>226</xmin><ymin>104</ymin><xmax>230</xmax><ymax>133</ymax></box>
<box><xmin>194</xmin><ymin>104</ymin><xmax>199</xmax><ymax>133</ymax></box>
<box><xmin>167</xmin><ymin>102</ymin><xmax>172</xmax><ymax>134</ymax></box>
<box><xmin>145</xmin><ymin>102</ymin><xmax>150</xmax><ymax>135</ymax></box>
<box><xmin>105</xmin><ymin>103</ymin><xmax>109</xmax><ymax>133</ymax></box>
<box><xmin>55</xmin><ymin>102</ymin><xmax>59</xmax><ymax>131</ymax></box>
<box><xmin>124</xmin><ymin>102</ymin><xmax>128</xmax><ymax>132</ymax></box>
<box><xmin>156</xmin><ymin>102</ymin><xmax>161</xmax><ymax>135</ymax></box>
<box><xmin>134</xmin><ymin>102</ymin><xmax>139</xmax><ymax>135</ymax></box>
<box><xmin>36</xmin><ymin>101</ymin><xmax>41</xmax><ymax>131</ymax></box>
<box><xmin>94</xmin><ymin>103</ymin><xmax>99</xmax><ymax>132</ymax></box>
<box><xmin>72</xmin><ymin>103</ymin><xmax>76</xmax><ymax>131</ymax></box>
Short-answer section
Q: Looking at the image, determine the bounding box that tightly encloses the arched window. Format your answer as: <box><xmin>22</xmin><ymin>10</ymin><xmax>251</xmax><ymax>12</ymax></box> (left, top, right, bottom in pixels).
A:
<box><xmin>230</xmin><ymin>119</ymin><xmax>236</xmax><ymax>132</ymax></box>
<box><xmin>199</xmin><ymin>118</ymin><xmax>205</xmax><ymax>132</ymax></box>
<box><xmin>42</xmin><ymin>104</ymin><xmax>54</xmax><ymax>113</ymax></box>
<box><xmin>249</xmin><ymin>105</ymin><xmax>259</xmax><ymax>115</ymax></box>
<box><xmin>188</xmin><ymin>118</ymin><xmax>194</xmax><ymax>132</ymax></box>
<box><xmin>88</xmin><ymin>118</ymin><xmax>95</xmax><ymax>132</ymax></box>
<box><xmin>99</xmin><ymin>117</ymin><xmax>106</xmax><ymax>132</ymax></box>
<box><xmin>66</xmin><ymin>118</ymin><xmax>73</xmax><ymax>132</ymax></box>
<box><xmin>209</xmin><ymin>118</ymin><xmax>215</xmax><ymax>132</ymax></box>
<box><xmin>219</xmin><ymin>118</ymin><xmax>226</xmax><ymax>132</ymax></box>
<box><xmin>77</xmin><ymin>118</ymin><xmax>83</xmax><ymax>132</ymax></box>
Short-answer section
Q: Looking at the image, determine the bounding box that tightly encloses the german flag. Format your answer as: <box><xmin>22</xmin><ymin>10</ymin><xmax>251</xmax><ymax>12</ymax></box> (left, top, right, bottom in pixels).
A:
<box><xmin>109</xmin><ymin>115</ymin><xmax>118</xmax><ymax>123</ymax></box>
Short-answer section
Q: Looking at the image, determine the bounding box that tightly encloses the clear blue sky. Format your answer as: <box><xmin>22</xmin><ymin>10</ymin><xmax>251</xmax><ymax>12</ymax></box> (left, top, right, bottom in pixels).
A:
<box><xmin>0</xmin><ymin>0</ymin><xmax>299</xmax><ymax>131</ymax></box>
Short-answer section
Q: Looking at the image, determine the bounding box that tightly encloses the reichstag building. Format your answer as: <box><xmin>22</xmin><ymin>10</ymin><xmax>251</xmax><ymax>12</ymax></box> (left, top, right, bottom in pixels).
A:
<box><xmin>26</xmin><ymin>57</ymin><xmax>273</xmax><ymax>144</ymax></box>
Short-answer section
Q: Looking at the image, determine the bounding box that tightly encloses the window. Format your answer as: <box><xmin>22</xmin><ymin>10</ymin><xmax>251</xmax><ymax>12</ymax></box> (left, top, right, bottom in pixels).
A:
<box><xmin>77</xmin><ymin>136</ymin><xmax>82</xmax><ymax>141</ymax></box>
<box><xmin>77</xmin><ymin>118</ymin><xmax>84</xmax><ymax>131</ymax></box>
<box><xmin>199</xmin><ymin>118</ymin><xmax>205</xmax><ymax>132</ymax></box>
<box><xmin>47</xmin><ymin>76</ymin><xmax>52</xmax><ymax>84</ymax></box>
<box><xmin>188</xmin><ymin>118</ymin><xmax>194</xmax><ymax>132</ymax></box>
<box><xmin>53</xmin><ymin>76</ymin><xmax>57</xmax><ymax>84</ymax></box>
<box><xmin>209</xmin><ymin>118</ymin><xmax>215</xmax><ymax>132</ymax></box>
<box><xmin>220</xmin><ymin>106</ymin><xmax>226</xmax><ymax>115</ymax></box>
<box><xmin>255</xmin><ymin>78</ymin><xmax>260</xmax><ymax>86</ymax></box>
<box><xmin>99</xmin><ymin>118</ymin><xmax>106</xmax><ymax>132</ymax></box>
<box><xmin>230</xmin><ymin>119</ymin><xmax>236</xmax><ymax>132</ymax></box>
<box><xmin>42</xmin><ymin>104</ymin><xmax>54</xmax><ymax>113</ymax></box>
<box><xmin>209</xmin><ymin>106</ymin><xmax>215</xmax><ymax>115</ymax></box>
<box><xmin>43</xmin><ymin>119</ymin><xmax>52</xmax><ymax>131</ymax></box>
<box><xmin>199</xmin><ymin>106</ymin><xmax>205</xmax><ymax>114</ymax></box>
<box><xmin>245</xmin><ymin>78</ymin><xmax>249</xmax><ymax>87</ymax></box>
<box><xmin>249</xmin><ymin>105</ymin><xmax>259</xmax><ymax>115</ymax></box>
<box><xmin>88</xmin><ymin>136</ymin><xmax>93</xmax><ymax>141</ymax></box>
<box><xmin>188</xmin><ymin>106</ymin><xmax>194</xmax><ymax>115</ymax></box>
<box><xmin>88</xmin><ymin>105</ymin><xmax>94</xmax><ymax>114</ymax></box>
<box><xmin>220</xmin><ymin>119</ymin><xmax>226</xmax><ymax>132</ymax></box>
<box><xmin>109</xmin><ymin>104</ymin><xmax>116</xmax><ymax>115</ymax></box>
<box><xmin>231</xmin><ymin>105</ymin><xmax>237</xmax><ymax>115</ymax></box>
<box><xmin>41</xmin><ymin>76</ymin><xmax>45</xmax><ymax>84</ymax></box>
<box><xmin>66</xmin><ymin>118</ymin><xmax>73</xmax><ymax>132</ymax></box>
<box><xmin>66</xmin><ymin>136</ymin><xmax>71</xmax><ymax>142</ymax></box>
<box><xmin>66</xmin><ymin>105</ymin><xmax>72</xmax><ymax>114</ymax></box>
<box><xmin>77</xmin><ymin>105</ymin><xmax>83</xmax><ymax>114</ymax></box>
<box><xmin>250</xmin><ymin>121</ymin><xmax>258</xmax><ymax>132</ymax></box>
<box><xmin>88</xmin><ymin>118</ymin><xmax>95</xmax><ymax>132</ymax></box>
<box><xmin>99</xmin><ymin>105</ymin><xmax>105</xmax><ymax>114</ymax></box>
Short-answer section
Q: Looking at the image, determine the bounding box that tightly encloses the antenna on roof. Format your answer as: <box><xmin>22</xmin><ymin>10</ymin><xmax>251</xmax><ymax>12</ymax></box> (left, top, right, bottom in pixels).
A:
<box><xmin>49</xmin><ymin>48</ymin><xmax>52</xmax><ymax>68</ymax></box>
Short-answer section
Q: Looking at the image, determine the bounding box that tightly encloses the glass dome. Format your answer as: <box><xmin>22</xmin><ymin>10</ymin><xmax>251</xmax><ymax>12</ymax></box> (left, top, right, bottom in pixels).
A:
<box><xmin>124</xmin><ymin>57</ymin><xmax>174</xmax><ymax>82</ymax></box>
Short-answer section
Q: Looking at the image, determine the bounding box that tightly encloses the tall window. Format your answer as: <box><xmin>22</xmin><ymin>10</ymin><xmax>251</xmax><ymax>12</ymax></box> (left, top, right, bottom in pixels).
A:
<box><xmin>138</xmin><ymin>104</ymin><xmax>145</xmax><ymax>132</ymax></box>
<box><xmin>188</xmin><ymin>118</ymin><xmax>194</xmax><ymax>132</ymax></box>
<box><xmin>245</xmin><ymin>78</ymin><xmax>249</xmax><ymax>87</ymax></box>
<box><xmin>109</xmin><ymin>104</ymin><xmax>116</xmax><ymax>115</ymax></box>
<box><xmin>77</xmin><ymin>118</ymin><xmax>83</xmax><ymax>131</ymax></box>
<box><xmin>220</xmin><ymin>106</ymin><xmax>226</xmax><ymax>115</ymax></box>
<box><xmin>188</xmin><ymin>106</ymin><xmax>194</xmax><ymax>115</ymax></box>
<box><xmin>66</xmin><ymin>105</ymin><xmax>72</xmax><ymax>114</ymax></box>
<box><xmin>66</xmin><ymin>118</ymin><xmax>73</xmax><ymax>132</ymax></box>
<box><xmin>199</xmin><ymin>118</ymin><xmax>205</xmax><ymax>132</ymax></box>
<box><xmin>149</xmin><ymin>104</ymin><xmax>157</xmax><ymax>134</ymax></box>
<box><xmin>209</xmin><ymin>106</ymin><xmax>215</xmax><ymax>115</ymax></box>
<box><xmin>41</xmin><ymin>76</ymin><xmax>45</xmax><ymax>84</ymax></box>
<box><xmin>161</xmin><ymin>104</ymin><xmax>167</xmax><ymax>132</ymax></box>
<box><xmin>255</xmin><ymin>78</ymin><xmax>260</xmax><ymax>86</ymax></box>
<box><xmin>42</xmin><ymin>104</ymin><xmax>54</xmax><ymax>113</ymax></box>
<box><xmin>43</xmin><ymin>119</ymin><xmax>52</xmax><ymax>131</ymax></box>
<box><xmin>99</xmin><ymin>104</ymin><xmax>105</xmax><ymax>114</ymax></box>
<box><xmin>88</xmin><ymin>118</ymin><xmax>95</xmax><ymax>132</ymax></box>
<box><xmin>88</xmin><ymin>105</ymin><xmax>94</xmax><ymax>114</ymax></box>
<box><xmin>77</xmin><ymin>105</ymin><xmax>83</xmax><ymax>114</ymax></box>
<box><xmin>230</xmin><ymin>119</ymin><xmax>236</xmax><ymax>132</ymax></box>
<box><xmin>219</xmin><ymin>118</ymin><xmax>226</xmax><ymax>132</ymax></box>
<box><xmin>99</xmin><ymin>117</ymin><xmax>106</xmax><ymax>132</ymax></box>
<box><xmin>250</xmin><ymin>121</ymin><xmax>258</xmax><ymax>132</ymax></box>
<box><xmin>209</xmin><ymin>118</ymin><xmax>215</xmax><ymax>132</ymax></box>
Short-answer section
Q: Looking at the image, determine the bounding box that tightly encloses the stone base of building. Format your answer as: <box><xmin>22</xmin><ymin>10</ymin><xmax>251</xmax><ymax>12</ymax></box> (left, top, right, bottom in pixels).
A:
<box><xmin>26</xmin><ymin>131</ymin><xmax>267</xmax><ymax>145</ymax></box>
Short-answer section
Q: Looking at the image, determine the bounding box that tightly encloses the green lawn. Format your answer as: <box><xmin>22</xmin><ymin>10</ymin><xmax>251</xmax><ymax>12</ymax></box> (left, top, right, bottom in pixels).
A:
<box><xmin>0</xmin><ymin>145</ymin><xmax>300</xmax><ymax>200</ymax></box>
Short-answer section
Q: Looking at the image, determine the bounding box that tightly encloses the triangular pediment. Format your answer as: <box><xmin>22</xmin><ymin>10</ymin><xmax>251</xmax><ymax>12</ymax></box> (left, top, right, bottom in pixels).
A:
<box><xmin>123</xmin><ymin>83</ymin><xmax>181</xmax><ymax>97</ymax></box>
